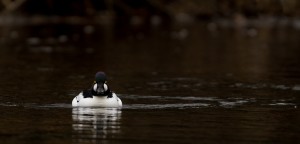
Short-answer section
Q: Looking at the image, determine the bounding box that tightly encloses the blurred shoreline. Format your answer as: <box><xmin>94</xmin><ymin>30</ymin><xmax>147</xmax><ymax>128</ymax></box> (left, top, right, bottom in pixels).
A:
<box><xmin>0</xmin><ymin>14</ymin><xmax>300</xmax><ymax>30</ymax></box>
<box><xmin>0</xmin><ymin>0</ymin><xmax>300</xmax><ymax>28</ymax></box>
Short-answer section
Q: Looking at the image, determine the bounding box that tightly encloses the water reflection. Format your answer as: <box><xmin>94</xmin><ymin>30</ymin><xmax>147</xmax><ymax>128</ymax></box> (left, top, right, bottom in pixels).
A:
<box><xmin>72</xmin><ymin>108</ymin><xmax>121</xmax><ymax>143</ymax></box>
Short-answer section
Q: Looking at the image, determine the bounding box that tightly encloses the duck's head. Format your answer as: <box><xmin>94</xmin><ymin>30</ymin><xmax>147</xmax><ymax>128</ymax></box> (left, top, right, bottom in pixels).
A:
<box><xmin>95</xmin><ymin>71</ymin><xmax>107</xmax><ymax>84</ymax></box>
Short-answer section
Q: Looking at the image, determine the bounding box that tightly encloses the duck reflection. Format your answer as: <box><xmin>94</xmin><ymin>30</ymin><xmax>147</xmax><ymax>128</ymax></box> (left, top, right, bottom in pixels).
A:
<box><xmin>72</xmin><ymin>107</ymin><xmax>121</xmax><ymax>143</ymax></box>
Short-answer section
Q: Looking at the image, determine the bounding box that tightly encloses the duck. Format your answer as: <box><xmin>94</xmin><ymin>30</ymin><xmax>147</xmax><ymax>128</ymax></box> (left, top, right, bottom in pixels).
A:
<box><xmin>72</xmin><ymin>72</ymin><xmax>122</xmax><ymax>108</ymax></box>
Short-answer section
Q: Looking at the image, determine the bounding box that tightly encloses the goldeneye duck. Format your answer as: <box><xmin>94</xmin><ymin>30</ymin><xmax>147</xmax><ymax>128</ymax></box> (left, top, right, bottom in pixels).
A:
<box><xmin>72</xmin><ymin>72</ymin><xmax>122</xmax><ymax>107</ymax></box>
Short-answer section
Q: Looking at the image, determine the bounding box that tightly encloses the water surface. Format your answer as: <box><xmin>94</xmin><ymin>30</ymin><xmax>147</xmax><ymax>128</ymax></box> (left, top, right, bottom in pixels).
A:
<box><xmin>0</xmin><ymin>22</ymin><xmax>300</xmax><ymax>143</ymax></box>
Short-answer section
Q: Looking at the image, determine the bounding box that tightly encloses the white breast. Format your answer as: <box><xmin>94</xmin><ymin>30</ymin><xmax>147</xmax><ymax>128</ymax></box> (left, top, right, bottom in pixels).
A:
<box><xmin>72</xmin><ymin>92</ymin><xmax>122</xmax><ymax>108</ymax></box>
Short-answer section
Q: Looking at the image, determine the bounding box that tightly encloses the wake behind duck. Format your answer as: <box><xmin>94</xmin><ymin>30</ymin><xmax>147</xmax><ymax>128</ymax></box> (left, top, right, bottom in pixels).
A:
<box><xmin>72</xmin><ymin>72</ymin><xmax>122</xmax><ymax>108</ymax></box>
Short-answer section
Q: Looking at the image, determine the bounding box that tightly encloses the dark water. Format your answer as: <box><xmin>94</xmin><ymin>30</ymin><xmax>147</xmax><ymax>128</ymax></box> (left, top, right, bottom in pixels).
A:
<box><xmin>0</xmin><ymin>22</ymin><xmax>300</xmax><ymax>143</ymax></box>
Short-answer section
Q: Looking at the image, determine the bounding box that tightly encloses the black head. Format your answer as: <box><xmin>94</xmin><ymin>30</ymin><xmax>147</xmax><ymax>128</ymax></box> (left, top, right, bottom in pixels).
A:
<box><xmin>95</xmin><ymin>71</ymin><xmax>107</xmax><ymax>83</ymax></box>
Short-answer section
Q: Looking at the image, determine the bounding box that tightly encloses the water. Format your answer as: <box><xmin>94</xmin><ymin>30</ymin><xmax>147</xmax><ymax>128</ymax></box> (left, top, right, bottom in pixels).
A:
<box><xmin>0</xmin><ymin>21</ymin><xmax>300</xmax><ymax>143</ymax></box>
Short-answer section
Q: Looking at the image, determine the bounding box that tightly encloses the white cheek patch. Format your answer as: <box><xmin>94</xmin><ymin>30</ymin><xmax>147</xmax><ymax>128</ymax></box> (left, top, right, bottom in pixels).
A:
<box><xmin>103</xmin><ymin>83</ymin><xmax>108</xmax><ymax>91</ymax></box>
<box><xmin>93</xmin><ymin>84</ymin><xmax>98</xmax><ymax>91</ymax></box>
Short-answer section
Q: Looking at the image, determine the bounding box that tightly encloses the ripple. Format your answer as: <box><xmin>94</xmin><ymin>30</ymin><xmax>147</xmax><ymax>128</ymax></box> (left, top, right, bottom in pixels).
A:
<box><xmin>123</xmin><ymin>103</ymin><xmax>210</xmax><ymax>109</ymax></box>
<box><xmin>0</xmin><ymin>103</ymin><xmax>72</xmax><ymax>108</ymax></box>
<box><xmin>269</xmin><ymin>103</ymin><xmax>295</xmax><ymax>106</ymax></box>
<box><xmin>230</xmin><ymin>82</ymin><xmax>300</xmax><ymax>91</ymax></box>
<box><xmin>37</xmin><ymin>103</ymin><xmax>72</xmax><ymax>108</ymax></box>
<box><xmin>122</xmin><ymin>94</ymin><xmax>218</xmax><ymax>101</ymax></box>
<box><xmin>120</xmin><ymin>94</ymin><xmax>298</xmax><ymax>109</ymax></box>
<box><xmin>292</xmin><ymin>85</ymin><xmax>300</xmax><ymax>91</ymax></box>
<box><xmin>147</xmin><ymin>79</ymin><xmax>300</xmax><ymax>92</ymax></box>
<box><xmin>0</xmin><ymin>95</ymin><xmax>297</xmax><ymax>109</ymax></box>
<box><xmin>219</xmin><ymin>100</ymin><xmax>250</xmax><ymax>108</ymax></box>
<box><xmin>0</xmin><ymin>102</ymin><xmax>18</xmax><ymax>107</ymax></box>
